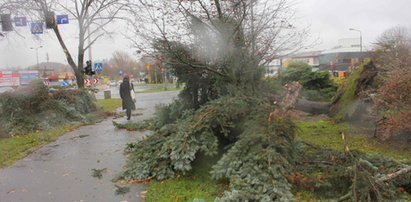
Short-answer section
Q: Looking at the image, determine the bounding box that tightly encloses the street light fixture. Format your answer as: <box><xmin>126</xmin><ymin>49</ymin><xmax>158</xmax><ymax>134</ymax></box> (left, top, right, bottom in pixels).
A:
<box><xmin>349</xmin><ymin>28</ymin><xmax>362</xmax><ymax>52</ymax></box>
<box><xmin>30</xmin><ymin>45</ymin><xmax>43</xmax><ymax>69</ymax></box>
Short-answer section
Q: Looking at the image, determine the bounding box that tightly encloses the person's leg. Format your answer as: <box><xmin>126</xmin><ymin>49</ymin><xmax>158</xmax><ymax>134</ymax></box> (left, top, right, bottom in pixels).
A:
<box><xmin>126</xmin><ymin>108</ymin><xmax>131</xmax><ymax>120</ymax></box>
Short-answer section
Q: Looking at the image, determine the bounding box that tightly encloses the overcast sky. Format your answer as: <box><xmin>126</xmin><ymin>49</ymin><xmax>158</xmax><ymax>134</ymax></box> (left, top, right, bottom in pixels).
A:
<box><xmin>1</xmin><ymin>0</ymin><xmax>410</xmax><ymax>69</ymax></box>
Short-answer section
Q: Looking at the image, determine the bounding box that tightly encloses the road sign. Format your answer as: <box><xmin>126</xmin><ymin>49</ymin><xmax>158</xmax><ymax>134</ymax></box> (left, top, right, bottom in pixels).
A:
<box><xmin>93</xmin><ymin>78</ymin><xmax>99</xmax><ymax>85</ymax></box>
<box><xmin>43</xmin><ymin>80</ymin><xmax>50</xmax><ymax>86</ymax></box>
<box><xmin>31</xmin><ymin>22</ymin><xmax>43</xmax><ymax>34</ymax></box>
<box><xmin>84</xmin><ymin>78</ymin><xmax>90</xmax><ymax>86</ymax></box>
<box><xmin>57</xmin><ymin>15</ymin><xmax>69</xmax><ymax>24</ymax></box>
<box><xmin>62</xmin><ymin>80</ymin><xmax>69</xmax><ymax>87</ymax></box>
<box><xmin>14</xmin><ymin>17</ymin><xmax>27</xmax><ymax>27</ymax></box>
<box><xmin>94</xmin><ymin>63</ymin><xmax>103</xmax><ymax>73</ymax></box>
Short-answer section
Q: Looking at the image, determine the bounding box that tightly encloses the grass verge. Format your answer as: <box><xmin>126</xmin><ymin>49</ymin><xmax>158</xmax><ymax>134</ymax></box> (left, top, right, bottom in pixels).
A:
<box><xmin>145</xmin><ymin>153</ymin><xmax>225</xmax><ymax>202</ymax></box>
<box><xmin>0</xmin><ymin>101</ymin><xmax>113</xmax><ymax>169</ymax></box>
<box><xmin>96</xmin><ymin>98</ymin><xmax>122</xmax><ymax>113</ymax></box>
<box><xmin>138</xmin><ymin>87</ymin><xmax>181</xmax><ymax>94</ymax></box>
<box><xmin>296</xmin><ymin>118</ymin><xmax>411</xmax><ymax>163</ymax></box>
<box><xmin>0</xmin><ymin>124</ymin><xmax>81</xmax><ymax>169</ymax></box>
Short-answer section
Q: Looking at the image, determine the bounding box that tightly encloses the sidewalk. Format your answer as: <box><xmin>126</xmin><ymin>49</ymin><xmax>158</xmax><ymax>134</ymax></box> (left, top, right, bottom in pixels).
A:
<box><xmin>0</xmin><ymin>91</ymin><xmax>179</xmax><ymax>202</ymax></box>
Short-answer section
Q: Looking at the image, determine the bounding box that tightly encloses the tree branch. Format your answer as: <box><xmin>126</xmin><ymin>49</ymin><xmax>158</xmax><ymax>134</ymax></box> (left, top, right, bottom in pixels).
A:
<box><xmin>376</xmin><ymin>165</ymin><xmax>411</xmax><ymax>184</ymax></box>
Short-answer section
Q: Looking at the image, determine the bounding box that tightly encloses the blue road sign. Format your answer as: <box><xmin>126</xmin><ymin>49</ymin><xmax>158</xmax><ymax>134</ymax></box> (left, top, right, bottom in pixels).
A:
<box><xmin>31</xmin><ymin>22</ymin><xmax>43</xmax><ymax>34</ymax></box>
<box><xmin>57</xmin><ymin>15</ymin><xmax>69</xmax><ymax>24</ymax></box>
<box><xmin>62</xmin><ymin>80</ymin><xmax>69</xmax><ymax>87</ymax></box>
<box><xmin>14</xmin><ymin>17</ymin><xmax>27</xmax><ymax>27</ymax></box>
<box><xmin>94</xmin><ymin>63</ymin><xmax>103</xmax><ymax>73</ymax></box>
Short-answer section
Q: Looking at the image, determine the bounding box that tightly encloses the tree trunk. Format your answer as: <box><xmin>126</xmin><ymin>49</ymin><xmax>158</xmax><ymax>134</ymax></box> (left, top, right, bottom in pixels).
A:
<box><xmin>77</xmin><ymin>27</ymin><xmax>86</xmax><ymax>88</ymax></box>
<box><xmin>376</xmin><ymin>165</ymin><xmax>411</xmax><ymax>183</ymax></box>
<box><xmin>295</xmin><ymin>98</ymin><xmax>331</xmax><ymax>114</ymax></box>
<box><xmin>52</xmin><ymin>25</ymin><xmax>84</xmax><ymax>88</ymax></box>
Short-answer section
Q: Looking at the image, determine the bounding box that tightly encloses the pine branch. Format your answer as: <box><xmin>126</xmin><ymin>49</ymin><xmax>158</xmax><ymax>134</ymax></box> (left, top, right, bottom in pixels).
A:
<box><xmin>376</xmin><ymin>165</ymin><xmax>411</xmax><ymax>183</ymax></box>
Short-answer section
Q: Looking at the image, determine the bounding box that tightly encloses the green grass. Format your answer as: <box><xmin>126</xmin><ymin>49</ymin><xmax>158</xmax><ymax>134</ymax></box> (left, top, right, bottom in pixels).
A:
<box><xmin>0</xmin><ymin>124</ymin><xmax>81</xmax><ymax>168</ymax></box>
<box><xmin>296</xmin><ymin>119</ymin><xmax>411</xmax><ymax>163</ymax></box>
<box><xmin>96</xmin><ymin>98</ymin><xmax>122</xmax><ymax>112</ymax></box>
<box><xmin>135</xmin><ymin>83</ymin><xmax>175</xmax><ymax>87</ymax></box>
<box><xmin>145</xmin><ymin>153</ymin><xmax>224</xmax><ymax>202</ymax></box>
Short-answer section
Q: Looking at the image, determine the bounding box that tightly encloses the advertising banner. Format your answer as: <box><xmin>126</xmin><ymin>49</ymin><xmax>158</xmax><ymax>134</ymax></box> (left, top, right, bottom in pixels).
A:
<box><xmin>0</xmin><ymin>71</ymin><xmax>20</xmax><ymax>87</ymax></box>
<box><xmin>19</xmin><ymin>70</ymin><xmax>39</xmax><ymax>85</ymax></box>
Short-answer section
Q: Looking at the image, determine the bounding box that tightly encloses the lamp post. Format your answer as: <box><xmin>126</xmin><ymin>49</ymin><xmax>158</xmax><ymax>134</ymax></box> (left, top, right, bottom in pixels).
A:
<box><xmin>30</xmin><ymin>46</ymin><xmax>43</xmax><ymax>69</ymax></box>
<box><xmin>349</xmin><ymin>28</ymin><xmax>362</xmax><ymax>52</ymax></box>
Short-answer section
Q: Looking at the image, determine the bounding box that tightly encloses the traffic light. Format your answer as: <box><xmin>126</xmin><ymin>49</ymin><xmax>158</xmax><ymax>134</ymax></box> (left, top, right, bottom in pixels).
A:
<box><xmin>1</xmin><ymin>14</ymin><xmax>13</xmax><ymax>31</ymax></box>
<box><xmin>45</xmin><ymin>11</ymin><xmax>55</xmax><ymax>29</ymax></box>
<box><xmin>84</xmin><ymin>60</ymin><xmax>95</xmax><ymax>76</ymax></box>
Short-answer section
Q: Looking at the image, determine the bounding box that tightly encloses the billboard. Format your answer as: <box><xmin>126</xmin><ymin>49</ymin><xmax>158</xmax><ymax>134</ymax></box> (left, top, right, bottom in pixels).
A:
<box><xmin>19</xmin><ymin>70</ymin><xmax>39</xmax><ymax>85</ymax></box>
<box><xmin>0</xmin><ymin>71</ymin><xmax>20</xmax><ymax>87</ymax></box>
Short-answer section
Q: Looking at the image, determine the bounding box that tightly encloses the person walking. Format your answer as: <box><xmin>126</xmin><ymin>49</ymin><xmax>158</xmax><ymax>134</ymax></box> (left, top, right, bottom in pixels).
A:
<box><xmin>119</xmin><ymin>76</ymin><xmax>136</xmax><ymax>120</ymax></box>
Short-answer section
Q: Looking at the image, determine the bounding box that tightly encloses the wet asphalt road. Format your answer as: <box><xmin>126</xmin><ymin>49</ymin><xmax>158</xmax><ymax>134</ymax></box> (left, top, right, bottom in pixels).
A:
<box><xmin>0</xmin><ymin>91</ymin><xmax>179</xmax><ymax>202</ymax></box>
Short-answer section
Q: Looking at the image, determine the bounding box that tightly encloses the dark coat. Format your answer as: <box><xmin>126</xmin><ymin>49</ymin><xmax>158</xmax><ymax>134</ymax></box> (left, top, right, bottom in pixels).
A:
<box><xmin>119</xmin><ymin>80</ymin><xmax>136</xmax><ymax>110</ymax></box>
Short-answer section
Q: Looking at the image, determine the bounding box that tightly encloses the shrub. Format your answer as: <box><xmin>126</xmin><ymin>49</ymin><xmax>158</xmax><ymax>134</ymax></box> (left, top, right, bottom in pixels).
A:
<box><xmin>0</xmin><ymin>80</ymin><xmax>96</xmax><ymax>136</ymax></box>
<box><xmin>281</xmin><ymin>62</ymin><xmax>338</xmax><ymax>101</ymax></box>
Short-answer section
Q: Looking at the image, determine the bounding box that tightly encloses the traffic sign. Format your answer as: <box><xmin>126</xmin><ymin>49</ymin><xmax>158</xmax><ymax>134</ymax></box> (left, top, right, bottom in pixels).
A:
<box><xmin>62</xmin><ymin>80</ymin><xmax>69</xmax><ymax>87</ymax></box>
<box><xmin>31</xmin><ymin>22</ymin><xmax>43</xmax><ymax>34</ymax></box>
<box><xmin>93</xmin><ymin>78</ymin><xmax>99</xmax><ymax>85</ymax></box>
<box><xmin>94</xmin><ymin>63</ymin><xmax>103</xmax><ymax>73</ymax></box>
<box><xmin>43</xmin><ymin>80</ymin><xmax>50</xmax><ymax>86</ymax></box>
<box><xmin>84</xmin><ymin>78</ymin><xmax>90</xmax><ymax>86</ymax></box>
<box><xmin>57</xmin><ymin>15</ymin><xmax>69</xmax><ymax>24</ymax></box>
<box><xmin>14</xmin><ymin>17</ymin><xmax>27</xmax><ymax>27</ymax></box>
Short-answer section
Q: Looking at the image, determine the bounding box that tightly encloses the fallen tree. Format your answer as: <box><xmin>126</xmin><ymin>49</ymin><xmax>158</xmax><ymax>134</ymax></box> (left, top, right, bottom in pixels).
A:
<box><xmin>119</xmin><ymin>81</ymin><xmax>411</xmax><ymax>201</ymax></box>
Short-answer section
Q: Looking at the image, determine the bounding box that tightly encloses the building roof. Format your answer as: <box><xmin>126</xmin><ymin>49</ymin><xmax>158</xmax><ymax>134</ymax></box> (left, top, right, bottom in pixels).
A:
<box><xmin>287</xmin><ymin>50</ymin><xmax>322</xmax><ymax>58</ymax></box>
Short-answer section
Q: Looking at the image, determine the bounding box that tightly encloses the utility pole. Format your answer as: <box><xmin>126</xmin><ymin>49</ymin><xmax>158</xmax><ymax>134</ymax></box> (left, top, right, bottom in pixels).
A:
<box><xmin>30</xmin><ymin>46</ymin><xmax>43</xmax><ymax>70</ymax></box>
<box><xmin>88</xmin><ymin>26</ymin><xmax>92</xmax><ymax>62</ymax></box>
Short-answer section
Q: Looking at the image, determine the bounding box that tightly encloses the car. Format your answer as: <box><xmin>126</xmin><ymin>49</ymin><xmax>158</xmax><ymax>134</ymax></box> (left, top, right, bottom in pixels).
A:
<box><xmin>109</xmin><ymin>80</ymin><xmax>117</xmax><ymax>87</ymax></box>
<box><xmin>0</xmin><ymin>87</ymin><xmax>14</xmax><ymax>93</ymax></box>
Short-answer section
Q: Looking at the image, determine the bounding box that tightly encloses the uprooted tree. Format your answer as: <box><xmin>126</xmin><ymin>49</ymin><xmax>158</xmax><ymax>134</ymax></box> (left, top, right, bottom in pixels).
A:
<box><xmin>330</xmin><ymin>26</ymin><xmax>411</xmax><ymax>141</ymax></box>
<box><xmin>117</xmin><ymin>1</ymin><xmax>411</xmax><ymax>201</ymax></box>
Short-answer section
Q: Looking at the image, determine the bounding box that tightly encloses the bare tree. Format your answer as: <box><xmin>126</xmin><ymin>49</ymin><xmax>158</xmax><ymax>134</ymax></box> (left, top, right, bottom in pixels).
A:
<box><xmin>0</xmin><ymin>0</ymin><xmax>34</xmax><ymax>37</ymax></box>
<box><xmin>125</xmin><ymin>0</ymin><xmax>311</xmax><ymax>77</ymax></box>
<box><xmin>373</xmin><ymin>26</ymin><xmax>411</xmax><ymax>140</ymax></box>
<box><xmin>374</xmin><ymin>26</ymin><xmax>411</xmax><ymax>76</ymax></box>
<box><xmin>109</xmin><ymin>50</ymin><xmax>140</xmax><ymax>77</ymax></box>
<box><xmin>24</xmin><ymin>0</ymin><xmax>128</xmax><ymax>88</ymax></box>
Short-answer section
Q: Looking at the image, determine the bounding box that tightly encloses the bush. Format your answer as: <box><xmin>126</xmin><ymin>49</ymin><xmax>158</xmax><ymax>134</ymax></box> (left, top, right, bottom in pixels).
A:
<box><xmin>281</xmin><ymin>62</ymin><xmax>338</xmax><ymax>101</ymax></box>
<box><xmin>0</xmin><ymin>80</ymin><xmax>96</xmax><ymax>136</ymax></box>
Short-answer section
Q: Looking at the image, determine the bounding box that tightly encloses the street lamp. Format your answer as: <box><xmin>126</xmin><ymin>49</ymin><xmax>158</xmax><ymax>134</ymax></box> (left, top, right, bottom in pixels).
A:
<box><xmin>349</xmin><ymin>28</ymin><xmax>362</xmax><ymax>52</ymax></box>
<box><xmin>30</xmin><ymin>46</ymin><xmax>43</xmax><ymax>69</ymax></box>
